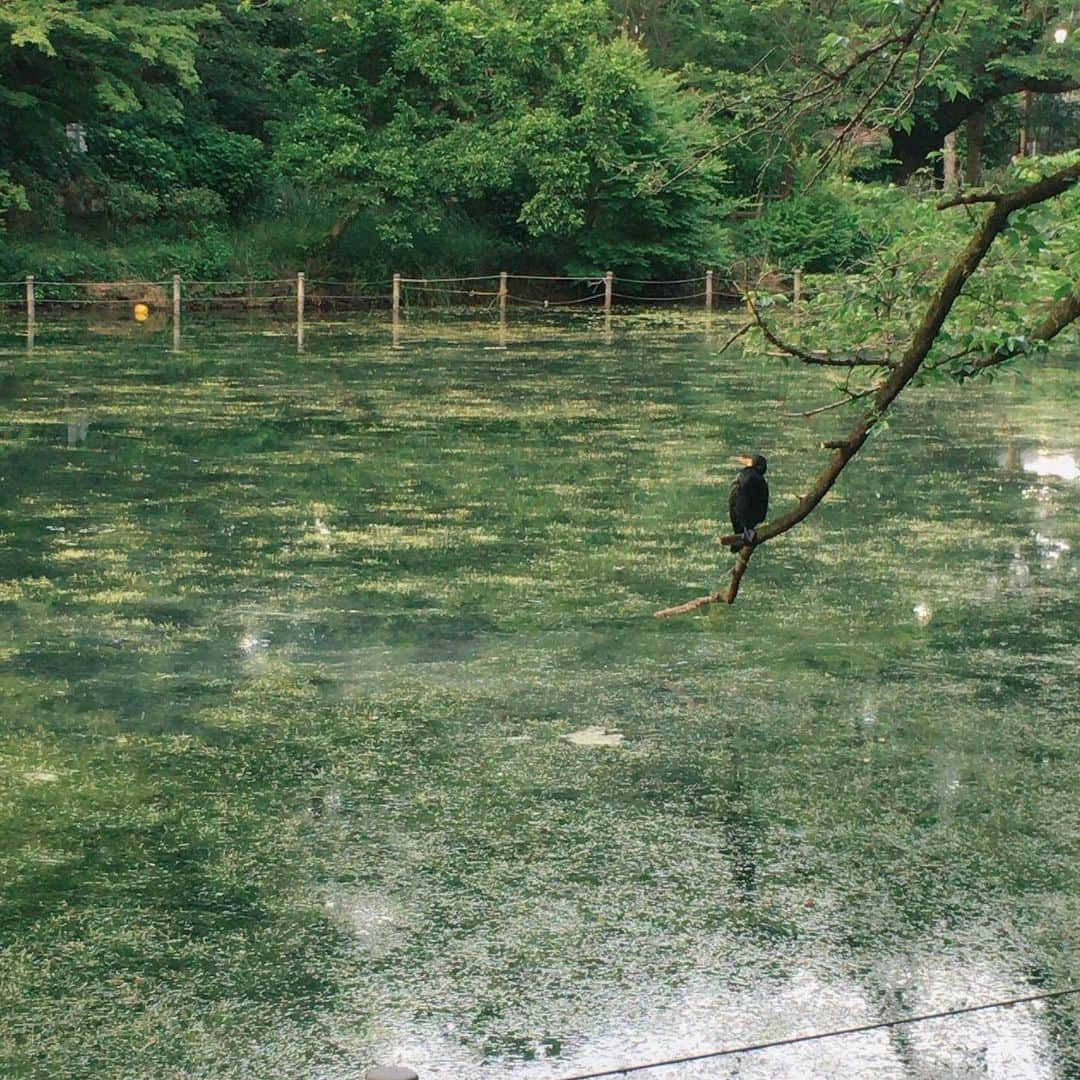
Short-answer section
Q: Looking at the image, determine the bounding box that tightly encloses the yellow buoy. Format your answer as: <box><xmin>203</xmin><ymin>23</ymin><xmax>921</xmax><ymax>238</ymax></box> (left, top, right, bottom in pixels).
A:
<box><xmin>133</xmin><ymin>302</ymin><xmax>150</xmax><ymax>321</ymax></box>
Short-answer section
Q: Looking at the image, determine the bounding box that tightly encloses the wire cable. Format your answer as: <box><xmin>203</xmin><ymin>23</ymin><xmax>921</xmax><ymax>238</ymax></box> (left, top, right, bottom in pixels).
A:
<box><xmin>548</xmin><ymin>986</ymin><xmax>1080</xmax><ymax>1080</ymax></box>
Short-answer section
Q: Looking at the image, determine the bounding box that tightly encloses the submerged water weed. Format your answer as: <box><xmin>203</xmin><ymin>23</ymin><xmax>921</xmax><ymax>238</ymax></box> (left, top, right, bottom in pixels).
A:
<box><xmin>0</xmin><ymin>313</ymin><xmax>1077</xmax><ymax>1078</ymax></box>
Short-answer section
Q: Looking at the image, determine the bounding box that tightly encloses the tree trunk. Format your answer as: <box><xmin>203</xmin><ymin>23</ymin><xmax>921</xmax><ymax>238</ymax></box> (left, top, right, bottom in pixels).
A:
<box><xmin>942</xmin><ymin>131</ymin><xmax>958</xmax><ymax>191</ymax></box>
<box><xmin>888</xmin><ymin>76</ymin><xmax>1079</xmax><ymax>183</ymax></box>
<box><xmin>889</xmin><ymin>123</ymin><xmax>945</xmax><ymax>184</ymax></box>
<box><xmin>965</xmin><ymin>109</ymin><xmax>986</xmax><ymax>186</ymax></box>
<box><xmin>1019</xmin><ymin>90</ymin><xmax>1034</xmax><ymax>157</ymax></box>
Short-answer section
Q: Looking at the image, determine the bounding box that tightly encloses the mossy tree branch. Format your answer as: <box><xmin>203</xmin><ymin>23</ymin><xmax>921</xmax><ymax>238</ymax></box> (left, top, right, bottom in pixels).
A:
<box><xmin>966</xmin><ymin>283</ymin><xmax>1080</xmax><ymax>375</ymax></box>
<box><xmin>655</xmin><ymin>160</ymin><xmax>1080</xmax><ymax>617</ymax></box>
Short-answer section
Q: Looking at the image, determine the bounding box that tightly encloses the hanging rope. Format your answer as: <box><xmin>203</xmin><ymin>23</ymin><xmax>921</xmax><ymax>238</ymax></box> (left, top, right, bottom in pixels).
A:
<box><xmin>22</xmin><ymin>297</ymin><xmax>168</xmax><ymax>306</ymax></box>
<box><xmin>508</xmin><ymin>273</ymin><xmax>594</xmax><ymax>281</ymax></box>
<box><xmin>615</xmin><ymin>275</ymin><xmax>706</xmax><ymax>285</ymax></box>
<box><xmin>30</xmin><ymin>279</ymin><xmax>171</xmax><ymax>287</ymax></box>
<box><xmin>399</xmin><ymin>274</ymin><xmax>499</xmax><ymax>283</ymax></box>
<box><xmin>612</xmin><ymin>290</ymin><xmax>708</xmax><ymax>302</ymax></box>
<box><xmin>548</xmin><ymin>986</ymin><xmax>1080</xmax><ymax>1080</ymax></box>
<box><xmin>184</xmin><ymin>278</ymin><xmax>294</xmax><ymax>286</ymax></box>
<box><xmin>308</xmin><ymin>278</ymin><xmax>394</xmax><ymax>288</ymax></box>
<box><xmin>508</xmin><ymin>293</ymin><xmax>603</xmax><ymax>307</ymax></box>
<box><xmin>182</xmin><ymin>296</ymin><xmax>285</xmax><ymax>304</ymax></box>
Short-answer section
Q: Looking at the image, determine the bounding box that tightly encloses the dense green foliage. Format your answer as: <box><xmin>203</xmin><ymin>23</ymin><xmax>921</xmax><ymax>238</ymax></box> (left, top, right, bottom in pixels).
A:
<box><xmin>776</xmin><ymin>152</ymin><xmax>1080</xmax><ymax>382</ymax></box>
<box><xmin>737</xmin><ymin>183</ymin><xmax>875</xmax><ymax>274</ymax></box>
<box><xmin>0</xmin><ymin>0</ymin><xmax>1076</xmax><ymax>280</ymax></box>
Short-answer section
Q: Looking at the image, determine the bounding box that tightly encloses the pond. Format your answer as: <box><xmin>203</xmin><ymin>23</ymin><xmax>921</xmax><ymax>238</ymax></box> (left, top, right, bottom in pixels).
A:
<box><xmin>1</xmin><ymin>311</ymin><xmax>1077</xmax><ymax>1078</ymax></box>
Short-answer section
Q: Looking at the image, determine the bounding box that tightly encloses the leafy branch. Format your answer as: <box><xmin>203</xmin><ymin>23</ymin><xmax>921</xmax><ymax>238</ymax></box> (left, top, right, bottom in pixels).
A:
<box><xmin>654</xmin><ymin>159</ymin><xmax>1080</xmax><ymax>617</ymax></box>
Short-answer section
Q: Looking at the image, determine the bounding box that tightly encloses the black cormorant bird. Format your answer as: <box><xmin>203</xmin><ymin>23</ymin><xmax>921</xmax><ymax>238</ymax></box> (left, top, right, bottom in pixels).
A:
<box><xmin>729</xmin><ymin>453</ymin><xmax>769</xmax><ymax>545</ymax></box>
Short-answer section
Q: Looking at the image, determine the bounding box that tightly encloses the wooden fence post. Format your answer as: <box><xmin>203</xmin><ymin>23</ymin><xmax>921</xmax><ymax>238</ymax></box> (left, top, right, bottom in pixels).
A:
<box><xmin>499</xmin><ymin>271</ymin><xmax>508</xmax><ymax>317</ymax></box>
<box><xmin>705</xmin><ymin>269</ymin><xmax>714</xmax><ymax>310</ymax></box>
<box><xmin>25</xmin><ymin>275</ymin><xmax>34</xmax><ymax>350</ymax></box>
<box><xmin>793</xmin><ymin>267</ymin><xmax>803</xmax><ymax>307</ymax></box>
<box><xmin>172</xmin><ymin>274</ymin><xmax>181</xmax><ymax>350</ymax></box>
<box><xmin>296</xmin><ymin>272</ymin><xmax>305</xmax><ymax>352</ymax></box>
<box><xmin>392</xmin><ymin>273</ymin><xmax>401</xmax><ymax>318</ymax></box>
<box><xmin>604</xmin><ymin>270</ymin><xmax>613</xmax><ymax>312</ymax></box>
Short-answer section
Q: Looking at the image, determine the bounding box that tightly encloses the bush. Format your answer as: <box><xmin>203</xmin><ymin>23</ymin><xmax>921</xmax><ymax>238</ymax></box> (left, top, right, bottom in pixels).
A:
<box><xmin>104</xmin><ymin>181</ymin><xmax>161</xmax><ymax>223</ymax></box>
<box><xmin>89</xmin><ymin>128</ymin><xmax>183</xmax><ymax>190</ymax></box>
<box><xmin>155</xmin><ymin>229</ymin><xmax>236</xmax><ymax>279</ymax></box>
<box><xmin>87</xmin><ymin>123</ymin><xmax>266</xmax><ymax>218</ymax></box>
<box><xmin>739</xmin><ymin>184</ymin><xmax>873</xmax><ymax>273</ymax></box>
<box><xmin>17</xmin><ymin>174</ymin><xmax>66</xmax><ymax>232</ymax></box>
<box><xmin>0</xmin><ymin>236</ymin><xmax>136</xmax><ymax>281</ymax></box>
<box><xmin>187</xmin><ymin>126</ymin><xmax>267</xmax><ymax>212</ymax></box>
<box><xmin>0</xmin><ymin>169</ymin><xmax>28</xmax><ymax>233</ymax></box>
<box><xmin>167</xmin><ymin>186</ymin><xmax>228</xmax><ymax>222</ymax></box>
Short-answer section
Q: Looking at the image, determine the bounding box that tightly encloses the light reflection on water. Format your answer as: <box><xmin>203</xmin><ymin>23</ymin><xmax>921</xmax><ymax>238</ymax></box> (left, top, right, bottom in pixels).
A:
<box><xmin>998</xmin><ymin>446</ymin><xmax>1079</xmax><ymax>482</ymax></box>
<box><xmin>358</xmin><ymin>953</ymin><xmax>1053</xmax><ymax>1079</ymax></box>
<box><xmin>1019</xmin><ymin>450</ymin><xmax>1079</xmax><ymax>482</ymax></box>
<box><xmin>0</xmin><ymin>316</ymin><xmax>1077</xmax><ymax>1079</ymax></box>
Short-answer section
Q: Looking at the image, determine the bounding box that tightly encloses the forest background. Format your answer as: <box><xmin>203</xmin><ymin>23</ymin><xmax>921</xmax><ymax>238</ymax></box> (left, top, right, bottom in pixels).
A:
<box><xmin>0</xmin><ymin>0</ymin><xmax>1077</xmax><ymax>288</ymax></box>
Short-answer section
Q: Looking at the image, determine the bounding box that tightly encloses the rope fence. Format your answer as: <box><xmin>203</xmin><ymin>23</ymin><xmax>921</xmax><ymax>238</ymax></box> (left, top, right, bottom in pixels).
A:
<box><xmin>1</xmin><ymin>268</ymin><xmax>783</xmax><ymax>351</ymax></box>
<box><xmin>0</xmin><ymin>267</ymin><xmax>767</xmax><ymax>320</ymax></box>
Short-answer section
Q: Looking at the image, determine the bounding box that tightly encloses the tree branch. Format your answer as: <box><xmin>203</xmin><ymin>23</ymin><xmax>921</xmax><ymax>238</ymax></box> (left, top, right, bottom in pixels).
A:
<box><xmin>716</xmin><ymin>320</ymin><xmax>754</xmax><ymax>353</ymax></box>
<box><xmin>809</xmin><ymin>0</ymin><xmax>945</xmax><ymax>184</ymax></box>
<box><xmin>652</xmin><ymin>0</ymin><xmax>947</xmax><ymax>195</ymax></box>
<box><xmin>782</xmin><ymin>384</ymin><xmax>879</xmax><ymax>417</ymax></box>
<box><xmin>937</xmin><ymin>190</ymin><xmax>1002</xmax><ymax>209</ymax></box>
<box><xmin>889</xmin><ymin>73</ymin><xmax>1080</xmax><ymax>179</ymax></box>
<box><xmin>654</xmin><ymin>161</ymin><xmax>1080</xmax><ymax>616</ymax></box>
<box><xmin>967</xmin><ymin>283</ymin><xmax>1080</xmax><ymax>374</ymax></box>
<box><xmin>653</xmin><ymin>546</ymin><xmax>753</xmax><ymax>616</ymax></box>
<box><xmin>748</xmin><ymin>295</ymin><xmax>892</xmax><ymax>368</ymax></box>
<box><xmin>823</xmin><ymin>1</ymin><xmax>941</xmax><ymax>82</ymax></box>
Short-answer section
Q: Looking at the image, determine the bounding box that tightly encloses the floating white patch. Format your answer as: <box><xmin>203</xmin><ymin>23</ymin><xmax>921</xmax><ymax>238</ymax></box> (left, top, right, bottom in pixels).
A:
<box><xmin>562</xmin><ymin>726</ymin><xmax>625</xmax><ymax>748</ymax></box>
<box><xmin>23</xmin><ymin>770</ymin><xmax>59</xmax><ymax>783</ymax></box>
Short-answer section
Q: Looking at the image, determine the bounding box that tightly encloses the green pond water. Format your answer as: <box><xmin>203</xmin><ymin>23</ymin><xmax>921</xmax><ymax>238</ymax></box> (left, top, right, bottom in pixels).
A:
<box><xmin>1</xmin><ymin>311</ymin><xmax>1077</xmax><ymax>1079</ymax></box>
